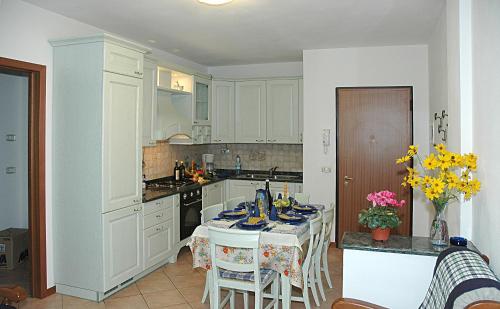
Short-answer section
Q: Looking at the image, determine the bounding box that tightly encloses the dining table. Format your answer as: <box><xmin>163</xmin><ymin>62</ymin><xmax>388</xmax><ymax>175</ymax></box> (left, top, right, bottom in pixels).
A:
<box><xmin>188</xmin><ymin>204</ymin><xmax>324</xmax><ymax>309</ymax></box>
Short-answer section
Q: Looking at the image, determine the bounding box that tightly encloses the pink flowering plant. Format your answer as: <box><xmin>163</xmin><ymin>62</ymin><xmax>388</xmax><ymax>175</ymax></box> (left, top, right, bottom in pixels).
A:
<box><xmin>358</xmin><ymin>190</ymin><xmax>406</xmax><ymax>229</ymax></box>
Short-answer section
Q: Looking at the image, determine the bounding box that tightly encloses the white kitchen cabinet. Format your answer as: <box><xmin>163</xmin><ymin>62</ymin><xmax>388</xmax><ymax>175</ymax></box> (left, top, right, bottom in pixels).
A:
<box><xmin>51</xmin><ymin>34</ymin><xmax>150</xmax><ymax>301</ymax></box>
<box><xmin>142</xmin><ymin>58</ymin><xmax>158</xmax><ymax>147</ymax></box>
<box><xmin>103</xmin><ymin>204</ymin><xmax>143</xmax><ymax>291</ymax></box>
<box><xmin>193</xmin><ymin>76</ymin><xmax>211</xmax><ymax>125</ymax></box>
<box><xmin>202</xmin><ymin>182</ymin><xmax>224</xmax><ymax>208</ymax></box>
<box><xmin>298</xmin><ymin>78</ymin><xmax>304</xmax><ymax>144</ymax></box>
<box><xmin>235</xmin><ymin>81</ymin><xmax>267</xmax><ymax>143</ymax></box>
<box><xmin>211</xmin><ymin>81</ymin><xmax>235</xmax><ymax>143</ymax></box>
<box><xmin>228</xmin><ymin>180</ymin><xmax>260</xmax><ymax>201</ymax></box>
<box><xmin>144</xmin><ymin>220</ymin><xmax>174</xmax><ymax>270</ymax></box>
<box><xmin>103</xmin><ymin>72</ymin><xmax>143</xmax><ymax>213</ymax></box>
<box><xmin>192</xmin><ymin>125</ymin><xmax>211</xmax><ymax>144</ymax></box>
<box><xmin>266</xmin><ymin>79</ymin><xmax>299</xmax><ymax>143</ymax></box>
<box><xmin>104</xmin><ymin>41</ymin><xmax>144</xmax><ymax>78</ymax></box>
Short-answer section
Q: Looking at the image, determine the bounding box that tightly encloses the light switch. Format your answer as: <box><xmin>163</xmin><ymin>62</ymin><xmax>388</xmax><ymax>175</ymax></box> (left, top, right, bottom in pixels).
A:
<box><xmin>6</xmin><ymin>167</ymin><xmax>16</xmax><ymax>174</ymax></box>
<box><xmin>6</xmin><ymin>134</ymin><xmax>16</xmax><ymax>141</ymax></box>
<box><xmin>321</xmin><ymin>167</ymin><xmax>332</xmax><ymax>173</ymax></box>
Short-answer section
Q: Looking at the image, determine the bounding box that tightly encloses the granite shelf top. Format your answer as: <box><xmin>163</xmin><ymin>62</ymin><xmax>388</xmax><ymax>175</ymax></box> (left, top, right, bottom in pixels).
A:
<box><xmin>340</xmin><ymin>232</ymin><xmax>478</xmax><ymax>257</ymax></box>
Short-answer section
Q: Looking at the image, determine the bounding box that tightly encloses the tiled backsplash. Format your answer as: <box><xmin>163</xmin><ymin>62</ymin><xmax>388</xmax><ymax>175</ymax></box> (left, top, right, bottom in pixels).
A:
<box><xmin>143</xmin><ymin>142</ymin><xmax>303</xmax><ymax>180</ymax></box>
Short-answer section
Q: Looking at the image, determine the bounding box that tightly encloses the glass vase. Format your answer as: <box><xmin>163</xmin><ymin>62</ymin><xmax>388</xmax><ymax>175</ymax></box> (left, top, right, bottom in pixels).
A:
<box><xmin>430</xmin><ymin>202</ymin><xmax>449</xmax><ymax>246</ymax></box>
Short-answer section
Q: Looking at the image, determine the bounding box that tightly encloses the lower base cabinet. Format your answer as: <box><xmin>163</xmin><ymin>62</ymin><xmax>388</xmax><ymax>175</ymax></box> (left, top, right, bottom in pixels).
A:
<box><xmin>103</xmin><ymin>204</ymin><xmax>144</xmax><ymax>291</ymax></box>
<box><xmin>144</xmin><ymin>219</ymin><xmax>174</xmax><ymax>269</ymax></box>
<box><xmin>143</xmin><ymin>195</ymin><xmax>177</xmax><ymax>271</ymax></box>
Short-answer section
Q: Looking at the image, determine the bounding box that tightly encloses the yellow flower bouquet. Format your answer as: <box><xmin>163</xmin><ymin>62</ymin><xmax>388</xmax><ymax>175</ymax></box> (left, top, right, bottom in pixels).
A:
<box><xmin>397</xmin><ymin>143</ymin><xmax>481</xmax><ymax>245</ymax></box>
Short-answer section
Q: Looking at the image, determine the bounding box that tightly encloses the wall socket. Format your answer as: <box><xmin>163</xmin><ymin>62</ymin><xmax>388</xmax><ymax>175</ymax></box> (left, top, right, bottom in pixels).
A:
<box><xmin>6</xmin><ymin>134</ymin><xmax>16</xmax><ymax>141</ymax></box>
<box><xmin>321</xmin><ymin>167</ymin><xmax>332</xmax><ymax>173</ymax></box>
<box><xmin>6</xmin><ymin>167</ymin><xmax>16</xmax><ymax>174</ymax></box>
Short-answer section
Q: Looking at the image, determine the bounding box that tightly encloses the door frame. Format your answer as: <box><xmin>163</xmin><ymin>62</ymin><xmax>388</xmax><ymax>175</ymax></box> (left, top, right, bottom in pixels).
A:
<box><xmin>0</xmin><ymin>57</ymin><xmax>53</xmax><ymax>298</ymax></box>
<box><xmin>335</xmin><ymin>86</ymin><xmax>414</xmax><ymax>243</ymax></box>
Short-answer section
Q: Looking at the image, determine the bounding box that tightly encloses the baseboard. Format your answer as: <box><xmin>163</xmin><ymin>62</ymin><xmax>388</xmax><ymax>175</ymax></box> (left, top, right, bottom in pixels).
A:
<box><xmin>40</xmin><ymin>286</ymin><xmax>56</xmax><ymax>298</ymax></box>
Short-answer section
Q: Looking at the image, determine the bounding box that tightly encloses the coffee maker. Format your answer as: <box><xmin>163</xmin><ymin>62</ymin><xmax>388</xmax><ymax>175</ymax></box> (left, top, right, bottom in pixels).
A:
<box><xmin>202</xmin><ymin>154</ymin><xmax>215</xmax><ymax>175</ymax></box>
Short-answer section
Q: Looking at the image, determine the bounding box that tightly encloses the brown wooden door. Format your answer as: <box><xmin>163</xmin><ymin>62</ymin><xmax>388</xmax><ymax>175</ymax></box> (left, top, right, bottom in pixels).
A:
<box><xmin>336</xmin><ymin>87</ymin><xmax>412</xmax><ymax>241</ymax></box>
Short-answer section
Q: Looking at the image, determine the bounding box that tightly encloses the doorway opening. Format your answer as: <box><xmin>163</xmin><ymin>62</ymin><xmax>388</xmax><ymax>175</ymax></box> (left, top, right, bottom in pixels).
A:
<box><xmin>335</xmin><ymin>87</ymin><xmax>414</xmax><ymax>242</ymax></box>
<box><xmin>0</xmin><ymin>57</ymin><xmax>52</xmax><ymax>298</ymax></box>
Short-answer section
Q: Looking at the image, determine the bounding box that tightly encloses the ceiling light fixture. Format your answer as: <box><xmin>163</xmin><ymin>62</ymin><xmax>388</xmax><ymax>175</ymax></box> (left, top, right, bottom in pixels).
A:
<box><xmin>197</xmin><ymin>0</ymin><xmax>233</xmax><ymax>6</ymax></box>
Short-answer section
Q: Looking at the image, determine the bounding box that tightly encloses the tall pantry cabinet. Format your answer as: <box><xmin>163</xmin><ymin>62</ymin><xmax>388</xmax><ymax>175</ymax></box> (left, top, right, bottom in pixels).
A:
<box><xmin>51</xmin><ymin>34</ymin><xmax>150</xmax><ymax>301</ymax></box>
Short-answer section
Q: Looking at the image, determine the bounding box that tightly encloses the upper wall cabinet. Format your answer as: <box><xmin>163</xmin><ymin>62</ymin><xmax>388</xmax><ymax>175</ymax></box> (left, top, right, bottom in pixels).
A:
<box><xmin>193</xmin><ymin>76</ymin><xmax>211</xmax><ymax>125</ymax></box>
<box><xmin>212</xmin><ymin>78</ymin><xmax>302</xmax><ymax>144</ymax></box>
<box><xmin>235</xmin><ymin>81</ymin><xmax>267</xmax><ymax>143</ymax></box>
<box><xmin>104</xmin><ymin>42</ymin><xmax>144</xmax><ymax>78</ymax></box>
<box><xmin>266</xmin><ymin>79</ymin><xmax>299</xmax><ymax>143</ymax></box>
<box><xmin>212</xmin><ymin>81</ymin><xmax>235</xmax><ymax>143</ymax></box>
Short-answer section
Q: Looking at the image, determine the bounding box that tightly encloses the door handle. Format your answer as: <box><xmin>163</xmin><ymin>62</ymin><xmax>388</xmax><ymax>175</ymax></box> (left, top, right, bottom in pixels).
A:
<box><xmin>344</xmin><ymin>176</ymin><xmax>353</xmax><ymax>185</ymax></box>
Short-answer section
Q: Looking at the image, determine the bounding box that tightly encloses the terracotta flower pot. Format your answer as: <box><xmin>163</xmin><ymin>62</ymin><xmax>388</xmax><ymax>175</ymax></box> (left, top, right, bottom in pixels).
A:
<box><xmin>372</xmin><ymin>227</ymin><xmax>391</xmax><ymax>241</ymax></box>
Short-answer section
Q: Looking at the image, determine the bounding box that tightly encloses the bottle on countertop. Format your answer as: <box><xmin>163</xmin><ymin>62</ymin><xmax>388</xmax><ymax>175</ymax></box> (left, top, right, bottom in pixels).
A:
<box><xmin>174</xmin><ymin>160</ymin><xmax>180</xmax><ymax>181</ymax></box>
<box><xmin>265</xmin><ymin>179</ymin><xmax>273</xmax><ymax>210</ymax></box>
<box><xmin>235</xmin><ymin>154</ymin><xmax>241</xmax><ymax>175</ymax></box>
<box><xmin>179</xmin><ymin>161</ymin><xmax>186</xmax><ymax>180</ymax></box>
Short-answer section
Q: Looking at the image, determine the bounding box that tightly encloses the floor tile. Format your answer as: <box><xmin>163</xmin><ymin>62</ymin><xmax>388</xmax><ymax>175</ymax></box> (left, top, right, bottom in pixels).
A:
<box><xmin>179</xmin><ymin>285</ymin><xmax>206</xmax><ymax>303</ymax></box>
<box><xmin>137</xmin><ymin>275</ymin><xmax>176</xmax><ymax>294</ymax></box>
<box><xmin>107</xmin><ymin>283</ymin><xmax>141</xmax><ymax>299</ymax></box>
<box><xmin>169</xmin><ymin>272</ymin><xmax>205</xmax><ymax>289</ymax></box>
<box><xmin>104</xmin><ymin>295</ymin><xmax>148</xmax><ymax>309</ymax></box>
<box><xmin>62</xmin><ymin>295</ymin><xmax>105</xmax><ymax>309</ymax></box>
<box><xmin>142</xmin><ymin>290</ymin><xmax>187</xmax><ymax>308</ymax></box>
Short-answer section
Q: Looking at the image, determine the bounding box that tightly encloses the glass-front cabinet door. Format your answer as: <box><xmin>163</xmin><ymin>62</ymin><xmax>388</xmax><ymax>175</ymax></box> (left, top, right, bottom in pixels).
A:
<box><xmin>193</xmin><ymin>76</ymin><xmax>211</xmax><ymax>125</ymax></box>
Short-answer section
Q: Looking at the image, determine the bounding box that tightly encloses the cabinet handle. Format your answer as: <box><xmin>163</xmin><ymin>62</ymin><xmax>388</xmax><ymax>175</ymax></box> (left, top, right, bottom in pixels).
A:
<box><xmin>134</xmin><ymin>71</ymin><xmax>143</xmax><ymax>76</ymax></box>
<box><xmin>256</xmin><ymin>139</ymin><xmax>264</xmax><ymax>142</ymax></box>
<box><xmin>156</xmin><ymin>227</ymin><xmax>161</xmax><ymax>232</ymax></box>
<box><xmin>156</xmin><ymin>214</ymin><xmax>163</xmax><ymax>218</ymax></box>
<box><xmin>134</xmin><ymin>206</ymin><xmax>142</xmax><ymax>212</ymax></box>
<box><xmin>194</xmin><ymin>121</ymin><xmax>198</xmax><ymax>124</ymax></box>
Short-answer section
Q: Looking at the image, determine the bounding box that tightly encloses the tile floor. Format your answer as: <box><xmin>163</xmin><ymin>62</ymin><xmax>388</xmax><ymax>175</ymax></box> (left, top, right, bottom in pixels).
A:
<box><xmin>9</xmin><ymin>246</ymin><xmax>343</xmax><ymax>309</ymax></box>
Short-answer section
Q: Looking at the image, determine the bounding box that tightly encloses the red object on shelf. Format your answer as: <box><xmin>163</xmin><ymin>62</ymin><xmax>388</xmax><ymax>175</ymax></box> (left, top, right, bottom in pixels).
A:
<box><xmin>371</xmin><ymin>227</ymin><xmax>391</xmax><ymax>241</ymax></box>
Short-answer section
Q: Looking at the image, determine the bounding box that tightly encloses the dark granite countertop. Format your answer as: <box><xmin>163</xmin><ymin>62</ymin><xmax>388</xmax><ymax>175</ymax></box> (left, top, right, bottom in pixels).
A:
<box><xmin>340</xmin><ymin>232</ymin><xmax>478</xmax><ymax>257</ymax></box>
<box><xmin>142</xmin><ymin>169</ymin><xmax>303</xmax><ymax>203</ymax></box>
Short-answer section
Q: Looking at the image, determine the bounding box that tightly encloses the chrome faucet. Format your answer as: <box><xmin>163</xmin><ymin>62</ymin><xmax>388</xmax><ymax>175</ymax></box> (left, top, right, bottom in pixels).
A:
<box><xmin>269</xmin><ymin>166</ymin><xmax>279</xmax><ymax>178</ymax></box>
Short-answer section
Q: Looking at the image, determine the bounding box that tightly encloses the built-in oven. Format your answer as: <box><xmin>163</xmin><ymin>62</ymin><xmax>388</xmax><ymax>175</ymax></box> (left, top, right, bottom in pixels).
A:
<box><xmin>179</xmin><ymin>185</ymin><xmax>202</xmax><ymax>241</ymax></box>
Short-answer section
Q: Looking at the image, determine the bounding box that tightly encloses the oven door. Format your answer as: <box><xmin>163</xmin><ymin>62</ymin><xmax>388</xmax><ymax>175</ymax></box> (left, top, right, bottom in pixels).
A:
<box><xmin>180</xmin><ymin>198</ymin><xmax>202</xmax><ymax>241</ymax></box>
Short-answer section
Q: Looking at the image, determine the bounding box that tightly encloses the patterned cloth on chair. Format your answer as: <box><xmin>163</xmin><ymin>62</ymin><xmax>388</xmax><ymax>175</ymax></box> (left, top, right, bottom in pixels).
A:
<box><xmin>419</xmin><ymin>247</ymin><xmax>500</xmax><ymax>309</ymax></box>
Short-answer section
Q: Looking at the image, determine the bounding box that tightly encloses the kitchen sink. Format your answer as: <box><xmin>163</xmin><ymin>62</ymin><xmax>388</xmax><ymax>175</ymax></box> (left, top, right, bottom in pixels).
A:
<box><xmin>235</xmin><ymin>173</ymin><xmax>270</xmax><ymax>179</ymax></box>
<box><xmin>271</xmin><ymin>175</ymin><xmax>300</xmax><ymax>180</ymax></box>
<box><xmin>234</xmin><ymin>173</ymin><xmax>300</xmax><ymax>181</ymax></box>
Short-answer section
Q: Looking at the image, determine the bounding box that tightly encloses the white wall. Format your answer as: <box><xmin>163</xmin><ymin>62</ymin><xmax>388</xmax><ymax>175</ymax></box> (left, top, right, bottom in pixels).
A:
<box><xmin>0</xmin><ymin>73</ymin><xmax>28</xmax><ymax>231</ymax></box>
<box><xmin>0</xmin><ymin>0</ymin><xmax>207</xmax><ymax>288</ymax></box>
<box><xmin>303</xmin><ymin>45</ymin><xmax>431</xmax><ymax>239</ymax></box>
<box><xmin>471</xmin><ymin>0</ymin><xmax>500</xmax><ymax>275</ymax></box>
<box><xmin>208</xmin><ymin>62</ymin><xmax>302</xmax><ymax>79</ymax></box>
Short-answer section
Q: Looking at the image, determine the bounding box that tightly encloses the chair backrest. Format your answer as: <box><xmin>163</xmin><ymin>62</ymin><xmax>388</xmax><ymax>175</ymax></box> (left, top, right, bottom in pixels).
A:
<box><xmin>303</xmin><ymin>213</ymin><xmax>323</xmax><ymax>273</ymax></box>
<box><xmin>224</xmin><ymin>196</ymin><xmax>246</xmax><ymax>210</ymax></box>
<box><xmin>200</xmin><ymin>203</ymin><xmax>224</xmax><ymax>223</ymax></box>
<box><xmin>322</xmin><ymin>205</ymin><xmax>335</xmax><ymax>245</ymax></box>
<box><xmin>294</xmin><ymin>192</ymin><xmax>310</xmax><ymax>204</ymax></box>
<box><xmin>208</xmin><ymin>227</ymin><xmax>261</xmax><ymax>289</ymax></box>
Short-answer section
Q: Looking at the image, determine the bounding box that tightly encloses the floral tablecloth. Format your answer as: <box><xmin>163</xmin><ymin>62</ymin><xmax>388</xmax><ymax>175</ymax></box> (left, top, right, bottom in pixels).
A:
<box><xmin>188</xmin><ymin>205</ymin><xmax>324</xmax><ymax>288</ymax></box>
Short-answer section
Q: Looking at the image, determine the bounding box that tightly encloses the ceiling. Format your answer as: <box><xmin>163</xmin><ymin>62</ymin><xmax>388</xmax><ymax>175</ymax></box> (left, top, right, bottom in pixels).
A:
<box><xmin>23</xmin><ymin>0</ymin><xmax>445</xmax><ymax>66</ymax></box>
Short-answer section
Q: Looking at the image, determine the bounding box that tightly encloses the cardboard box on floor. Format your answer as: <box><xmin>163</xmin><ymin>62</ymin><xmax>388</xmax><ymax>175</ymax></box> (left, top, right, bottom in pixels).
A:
<box><xmin>0</xmin><ymin>228</ymin><xmax>28</xmax><ymax>270</ymax></box>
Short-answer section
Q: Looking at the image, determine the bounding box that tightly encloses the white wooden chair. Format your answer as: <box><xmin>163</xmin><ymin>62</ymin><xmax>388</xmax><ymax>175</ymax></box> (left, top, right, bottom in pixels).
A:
<box><xmin>291</xmin><ymin>213</ymin><xmax>323</xmax><ymax>309</ymax></box>
<box><xmin>200</xmin><ymin>203</ymin><xmax>224</xmax><ymax>304</ymax></box>
<box><xmin>314</xmin><ymin>204</ymin><xmax>335</xmax><ymax>302</ymax></box>
<box><xmin>208</xmin><ymin>227</ymin><xmax>279</xmax><ymax>309</ymax></box>
<box><xmin>294</xmin><ymin>192</ymin><xmax>310</xmax><ymax>204</ymax></box>
<box><xmin>200</xmin><ymin>203</ymin><xmax>224</xmax><ymax>224</ymax></box>
<box><xmin>224</xmin><ymin>196</ymin><xmax>246</xmax><ymax>210</ymax></box>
